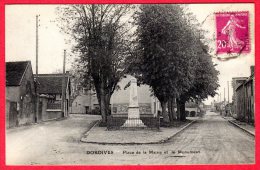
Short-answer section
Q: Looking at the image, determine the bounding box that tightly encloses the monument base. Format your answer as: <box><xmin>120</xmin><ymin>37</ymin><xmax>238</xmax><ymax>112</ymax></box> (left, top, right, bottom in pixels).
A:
<box><xmin>122</xmin><ymin>118</ymin><xmax>146</xmax><ymax>128</ymax></box>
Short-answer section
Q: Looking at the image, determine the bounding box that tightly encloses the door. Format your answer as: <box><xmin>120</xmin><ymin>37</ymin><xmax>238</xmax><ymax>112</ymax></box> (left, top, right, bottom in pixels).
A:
<box><xmin>85</xmin><ymin>106</ymin><xmax>89</xmax><ymax>114</ymax></box>
<box><xmin>38</xmin><ymin>101</ymin><xmax>42</xmax><ymax>122</ymax></box>
<box><xmin>9</xmin><ymin>102</ymin><xmax>18</xmax><ymax>128</ymax></box>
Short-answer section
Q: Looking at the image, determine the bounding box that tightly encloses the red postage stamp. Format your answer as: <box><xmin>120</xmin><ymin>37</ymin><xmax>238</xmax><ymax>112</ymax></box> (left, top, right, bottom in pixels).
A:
<box><xmin>215</xmin><ymin>11</ymin><xmax>250</xmax><ymax>54</ymax></box>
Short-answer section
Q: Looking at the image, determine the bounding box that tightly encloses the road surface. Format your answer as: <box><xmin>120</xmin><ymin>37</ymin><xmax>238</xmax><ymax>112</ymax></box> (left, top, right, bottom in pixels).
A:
<box><xmin>6</xmin><ymin>112</ymin><xmax>255</xmax><ymax>165</ymax></box>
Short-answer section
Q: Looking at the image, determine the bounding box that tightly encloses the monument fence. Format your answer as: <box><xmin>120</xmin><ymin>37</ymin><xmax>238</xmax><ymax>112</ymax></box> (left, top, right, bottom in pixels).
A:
<box><xmin>107</xmin><ymin>116</ymin><xmax>160</xmax><ymax>130</ymax></box>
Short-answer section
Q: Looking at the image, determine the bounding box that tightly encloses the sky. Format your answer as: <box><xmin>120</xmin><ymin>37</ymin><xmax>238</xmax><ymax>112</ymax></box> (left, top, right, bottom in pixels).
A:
<box><xmin>5</xmin><ymin>4</ymin><xmax>255</xmax><ymax>105</ymax></box>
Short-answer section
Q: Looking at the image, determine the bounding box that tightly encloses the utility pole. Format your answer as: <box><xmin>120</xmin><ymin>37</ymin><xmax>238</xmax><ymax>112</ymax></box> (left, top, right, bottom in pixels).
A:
<box><xmin>35</xmin><ymin>15</ymin><xmax>40</xmax><ymax>123</ymax></box>
<box><xmin>62</xmin><ymin>50</ymin><xmax>66</xmax><ymax>117</ymax></box>
<box><xmin>224</xmin><ymin>88</ymin><xmax>226</xmax><ymax>104</ymax></box>
<box><xmin>227</xmin><ymin>81</ymin><xmax>230</xmax><ymax>104</ymax></box>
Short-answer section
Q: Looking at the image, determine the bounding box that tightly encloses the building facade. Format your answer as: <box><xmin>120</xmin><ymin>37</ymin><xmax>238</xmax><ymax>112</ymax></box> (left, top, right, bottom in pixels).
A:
<box><xmin>37</xmin><ymin>73</ymin><xmax>71</xmax><ymax>121</ymax></box>
<box><xmin>6</xmin><ymin>61</ymin><xmax>36</xmax><ymax>128</ymax></box>
<box><xmin>71</xmin><ymin>75</ymin><xmax>160</xmax><ymax>116</ymax></box>
<box><xmin>234</xmin><ymin>66</ymin><xmax>255</xmax><ymax>124</ymax></box>
<box><xmin>231</xmin><ymin>77</ymin><xmax>248</xmax><ymax>118</ymax></box>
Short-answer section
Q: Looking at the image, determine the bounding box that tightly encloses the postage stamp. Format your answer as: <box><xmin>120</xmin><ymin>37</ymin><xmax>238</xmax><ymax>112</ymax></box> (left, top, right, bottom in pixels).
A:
<box><xmin>215</xmin><ymin>11</ymin><xmax>250</xmax><ymax>54</ymax></box>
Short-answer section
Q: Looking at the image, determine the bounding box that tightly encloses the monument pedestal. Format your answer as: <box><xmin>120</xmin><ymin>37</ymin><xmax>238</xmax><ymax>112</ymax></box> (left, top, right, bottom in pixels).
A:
<box><xmin>121</xmin><ymin>77</ymin><xmax>146</xmax><ymax>128</ymax></box>
<box><xmin>122</xmin><ymin>107</ymin><xmax>146</xmax><ymax>128</ymax></box>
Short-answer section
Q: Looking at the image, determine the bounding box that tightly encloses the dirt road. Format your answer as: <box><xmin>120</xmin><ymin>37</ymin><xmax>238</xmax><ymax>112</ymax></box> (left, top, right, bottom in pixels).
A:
<box><xmin>6</xmin><ymin>112</ymin><xmax>255</xmax><ymax>165</ymax></box>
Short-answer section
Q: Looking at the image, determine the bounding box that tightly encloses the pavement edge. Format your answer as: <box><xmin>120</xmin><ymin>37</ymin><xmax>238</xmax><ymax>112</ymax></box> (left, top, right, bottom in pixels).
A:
<box><xmin>80</xmin><ymin>119</ymin><xmax>101</xmax><ymax>142</ymax></box>
<box><xmin>80</xmin><ymin>119</ymin><xmax>196</xmax><ymax>145</ymax></box>
<box><xmin>228</xmin><ymin>120</ymin><xmax>255</xmax><ymax>137</ymax></box>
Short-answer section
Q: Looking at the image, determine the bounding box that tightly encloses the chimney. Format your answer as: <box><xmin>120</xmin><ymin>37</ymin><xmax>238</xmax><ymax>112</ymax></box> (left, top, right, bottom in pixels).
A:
<box><xmin>62</xmin><ymin>50</ymin><xmax>66</xmax><ymax>117</ymax></box>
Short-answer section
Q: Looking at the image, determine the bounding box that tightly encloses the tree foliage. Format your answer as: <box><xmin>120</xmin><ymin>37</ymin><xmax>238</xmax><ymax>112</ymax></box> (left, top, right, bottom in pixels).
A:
<box><xmin>130</xmin><ymin>4</ymin><xmax>219</xmax><ymax>122</ymax></box>
<box><xmin>56</xmin><ymin>5</ymin><xmax>135</xmax><ymax>123</ymax></box>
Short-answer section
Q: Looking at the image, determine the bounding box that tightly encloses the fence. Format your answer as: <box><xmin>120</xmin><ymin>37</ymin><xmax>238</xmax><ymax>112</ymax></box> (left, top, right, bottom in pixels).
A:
<box><xmin>107</xmin><ymin>116</ymin><xmax>160</xmax><ymax>130</ymax></box>
<box><xmin>47</xmin><ymin>101</ymin><xmax>61</xmax><ymax>110</ymax></box>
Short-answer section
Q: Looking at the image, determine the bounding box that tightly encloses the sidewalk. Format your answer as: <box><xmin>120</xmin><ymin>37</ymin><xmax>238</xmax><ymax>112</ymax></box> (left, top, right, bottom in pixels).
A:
<box><xmin>223</xmin><ymin>116</ymin><xmax>255</xmax><ymax>137</ymax></box>
<box><xmin>81</xmin><ymin>117</ymin><xmax>198</xmax><ymax>145</ymax></box>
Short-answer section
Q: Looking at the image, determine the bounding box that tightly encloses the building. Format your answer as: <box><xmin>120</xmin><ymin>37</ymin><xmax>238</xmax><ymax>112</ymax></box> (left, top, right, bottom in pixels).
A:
<box><xmin>234</xmin><ymin>66</ymin><xmax>255</xmax><ymax>124</ymax></box>
<box><xmin>36</xmin><ymin>73</ymin><xmax>71</xmax><ymax>121</ymax></box>
<box><xmin>71</xmin><ymin>75</ymin><xmax>160</xmax><ymax>128</ymax></box>
<box><xmin>71</xmin><ymin>89</ymin><xmax>99</xmax><ymax>114</ymax></box>
<box><xmin>6</xmin><ymin>61</ymin><xmax>36</xmax><ymax>128</ymax></box>
<box><xmin>231</xmin><ymin>77</ymin><xmax>248</xmax><ymax>118</ymax></box>
<box><xmin>71</xmin><ymin>75</ymin><xmax>160</xmax><ymax>116</ymax></box>
<box><xmin>111</xmin><ymin>75</ymin><xmax>159</xmax><ymax>117</ymax></box>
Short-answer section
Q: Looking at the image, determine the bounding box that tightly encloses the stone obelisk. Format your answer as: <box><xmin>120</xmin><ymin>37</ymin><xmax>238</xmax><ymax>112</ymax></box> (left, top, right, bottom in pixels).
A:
<box><xmin>122</xmin><ymin>77</ymin><xmax>146</xmax><ymax>127</ymax></box>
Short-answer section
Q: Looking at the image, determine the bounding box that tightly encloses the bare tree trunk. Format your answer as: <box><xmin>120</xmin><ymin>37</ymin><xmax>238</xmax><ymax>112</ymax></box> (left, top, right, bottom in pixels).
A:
<box><xmin>99</xmin><ymin>81</ymin><xmax>107</xmax><ymax>125</ymax></box>
<box><xmin>105</xmin><ymin>95</ymin><xmax>111</xmax><ymax>116</ymax></box>
<box><xmin>168</xmin><ymin>100</ymin><xmax>173</xmax><ymax>122</ymax></box>
<box><xmin>176</xmin><ymin>99</ymin><xmax>180</xmax><ymax>121</ymax></box>
<box><xmin>100</xmin><ymin>95</ymin><xmax>107</xmax><ymax>124</ymax></box>
<box><xmin>171</xmin><ymin>98</ymin><xmax>177</xmax><ymax>121</ymax></box>
<box><xmin>179</xmin><ymin>100</ymin><xmax>186</xmax><ymax>121</ymax></box>
<box><xmin>168</xmin><ymin>97</ymin><xmax>177</xmax><ymax>122</ymax></box>
<box><xmin>161</xmin><ymin>101</ymin><xmax>169</xmax><ymax>123</ymax></box>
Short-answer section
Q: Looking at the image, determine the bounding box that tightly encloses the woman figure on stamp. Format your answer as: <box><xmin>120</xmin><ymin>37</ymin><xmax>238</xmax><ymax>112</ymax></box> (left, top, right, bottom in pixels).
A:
<box><xmin>221</xmin><ymin>14</ymin><xmax>246</xmax><ymax>51</ymax></box>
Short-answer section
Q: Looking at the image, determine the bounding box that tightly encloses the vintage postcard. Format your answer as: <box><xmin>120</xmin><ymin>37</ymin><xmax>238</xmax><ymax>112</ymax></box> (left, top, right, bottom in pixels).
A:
<box><xmin>3</xmin><ymin>2</ymin><xmax>256</xmax><ymax>168</ymax></box>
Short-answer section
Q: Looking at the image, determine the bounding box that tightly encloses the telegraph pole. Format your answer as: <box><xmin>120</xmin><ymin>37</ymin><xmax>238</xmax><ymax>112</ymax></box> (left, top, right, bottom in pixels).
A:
<box><xmin>62</xmin><ymin>50</ymin><xmax>66</xmax><ymax>117</ymax></box>
<box><xmin>35</xmin><ymin>15</ymin><xmax>39</xmax><ymax>123</ymax></box>
<box><xmin>224</xmin><ymin>88</ymin><xmax>226</xmax><ymax>103</ymax></box>
<box><xmin>227</xmin><ymin>81</ymin><xmax>230</xmax><ymax>104</ymax></box>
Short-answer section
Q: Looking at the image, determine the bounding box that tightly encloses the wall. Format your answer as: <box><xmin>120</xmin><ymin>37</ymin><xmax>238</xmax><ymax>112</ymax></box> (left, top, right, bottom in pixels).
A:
<box><xmin>6</xmin><ymin>63</ymin><xmax>36</xmax><ymax>128</ymax></box>
<box><xmin>231</xmin><ymin>78</ymin><xmax>247</xmax><ymax>118</ymax></box>
<box><xmin>244</xmin><ymin>79</ymin><xmax>254</xmax><ymax>123</ymax></box>
<box><xmin>6</xmin><ymin>99</ymin><xmax>10</xmax><ymax>128</ymax></box>
<box><xmin>71</xmin><ymin>93</ymin><xmax>99</xmax><ymax>114</ymax></box>
<box><xmin>235</xmin><ymin>77</ymin><xmax>254</xmax><ymax>123</ymax></box>
<box><xmin>6</xmin><ymin>86</ymin><xmax>20</xmax><ymax>102</ymax></box>
<box><xmin>40</xmin><ymin>97</ymin><xmax>63</xmax><ymax>121</ymax></box>
<box><xmin>18</xmin><ymin>63</ymin><xmax>36</xmax><ymax>125</ymax></box>
<box><xmin>6</xmin><ymin>87</ymin><xmax>20</xmax><ymax>128</ymax></box>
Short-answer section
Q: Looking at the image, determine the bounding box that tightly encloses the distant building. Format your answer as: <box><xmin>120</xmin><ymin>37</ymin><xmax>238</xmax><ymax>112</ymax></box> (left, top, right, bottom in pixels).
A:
<box><xmin>111</xmin><ymin>75</ymin><xmax>159</xmax><ymax>117</ymax></box>
<box><xmin>71</xmin><ymin>88</ymin><xmax>99</xmax><ymax>114</ymax></box>
<box><xmin>36</xmin><ymin>73</ymin><xmax>71</xmax><ymax>121</ymax></box>
<box><xmin>71</xmin><ymin>75</ymin><xmax>161</xmax><ymax>117</ymax></box>
<box><xmin>6</xmin><ymin>61</ymin><xmax>36</xmax><ymax>128</ymax></box>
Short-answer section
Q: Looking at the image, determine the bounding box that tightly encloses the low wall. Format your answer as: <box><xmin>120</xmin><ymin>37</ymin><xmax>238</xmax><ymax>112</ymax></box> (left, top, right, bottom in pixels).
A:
<box><xmin>107</xmin><ymin>115</ymin><xmax>159</xmax><ymax>130</ymax></box>
<box><xmin>42</xmin><ymin>110</ymin><xmax>63</xmax><ymax>121</ymax></box>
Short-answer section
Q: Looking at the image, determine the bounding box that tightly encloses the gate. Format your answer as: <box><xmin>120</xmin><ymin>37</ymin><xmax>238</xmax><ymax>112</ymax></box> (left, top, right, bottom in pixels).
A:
<box><xmin>9</xmin><ymin>102</ymin><xmax>18</xmax><ymax>128</ymax></box>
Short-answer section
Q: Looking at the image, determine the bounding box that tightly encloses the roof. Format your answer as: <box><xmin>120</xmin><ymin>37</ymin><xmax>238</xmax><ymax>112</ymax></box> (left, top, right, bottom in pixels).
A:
<box><xmin>36</xmin><ymin>74</ymin><xmax>70</xmax><ymax>94</ymax></box>
<box><xmin>232</xmin><ymin>77</ymin><xmax>248</xmax><ymax>80</ymax></box>
<box><xmin>6</xmin><ymin>61</ymin><xmax>30</xmax><ymax>86</ymax></box>
<box><xmin>235</xmin><ymin>74</ymin><xmax>254</xmax><ymax>91</ymax></box>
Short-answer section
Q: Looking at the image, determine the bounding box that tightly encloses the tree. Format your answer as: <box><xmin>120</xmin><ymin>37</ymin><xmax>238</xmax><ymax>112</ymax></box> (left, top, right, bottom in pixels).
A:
<box><xmin>57</xmin><ymin>5</ymin><xmax>135</xmax><ymax>124</ymax></box>
<box><xmin>131</xmin><ymin>4</ymin><xmax>198</xmax><ymax>123</ymax></box>
<box><xmin>177</xmin><ymin>49</ymin><xmax>219</xmax><ymax>121</ymax></box>
<box><xmin>130</xmin><ymin>4</ymin><xmax>219</xmax><ymax>123</ymax></box>
<box><xmin>173</xmin><ymin>8</ymin><xmax>219</xmax><ymax>121</ymax></box>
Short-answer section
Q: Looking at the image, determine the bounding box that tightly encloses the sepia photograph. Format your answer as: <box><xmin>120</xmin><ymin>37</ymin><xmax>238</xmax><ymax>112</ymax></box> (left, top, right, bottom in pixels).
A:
<box><xmin>5</xmin><ymin>3</ymin><xmax>255</xmax><ymax>165</ymax></box>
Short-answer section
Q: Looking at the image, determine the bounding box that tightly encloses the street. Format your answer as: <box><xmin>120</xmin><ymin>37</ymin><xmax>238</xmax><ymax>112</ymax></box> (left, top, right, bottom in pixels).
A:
<box><xmin>6</xmin><ymin>112</ymin><xmax>255</xmax><ymax>165</ymax></box>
